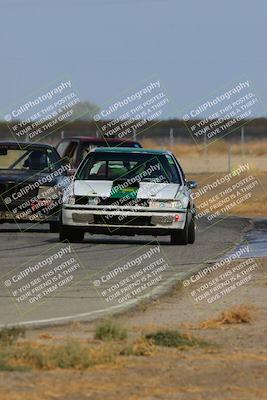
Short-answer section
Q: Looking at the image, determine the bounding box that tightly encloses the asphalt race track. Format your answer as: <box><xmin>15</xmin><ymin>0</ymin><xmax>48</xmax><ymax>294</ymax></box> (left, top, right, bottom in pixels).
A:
<box><xmin>0</xmin><ymin>217</ymin><xmax>249</xmax><ymax>327</ymax></box>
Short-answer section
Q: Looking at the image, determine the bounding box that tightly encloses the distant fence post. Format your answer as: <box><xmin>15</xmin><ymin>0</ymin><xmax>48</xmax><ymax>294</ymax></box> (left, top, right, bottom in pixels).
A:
<box><xmin>61</xmin><ymin>131</ymin><xmax>64</xmax><ymax>139</ymax></box>
<box><xmin>228</xmin><ymin>142</ymin><xmax>232</xmax><ymax>172</ymax></box>
<box><xmin>241</xmin><ymin>127</ymin><xmax>245</xmax><ymax>160</ymax></box>
<box><xmin>169</xmin><ymin>128</ymin><xmax>174</xmax><ymax>148</ymax></box>
<box><xmin>204</xmin><ymin>132</ymin><xmax>209</xmax><ymax>172</ymax></box>
<box><xmin>96</xmin><ymin>130</ymin><xmax>99</xmax><ymax>138</ymax></box>
<box><xmin>133</xmin><ymin>128</ymin><xmax>137</xmax><ymax>141</ymax></box>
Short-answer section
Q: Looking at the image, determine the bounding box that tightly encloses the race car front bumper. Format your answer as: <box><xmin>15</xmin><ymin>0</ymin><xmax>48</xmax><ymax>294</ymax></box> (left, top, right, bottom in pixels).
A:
<box><xmin>62</xmin><ymin>205</ymin><xmax>187</xmax><ymax>235</ymax></box>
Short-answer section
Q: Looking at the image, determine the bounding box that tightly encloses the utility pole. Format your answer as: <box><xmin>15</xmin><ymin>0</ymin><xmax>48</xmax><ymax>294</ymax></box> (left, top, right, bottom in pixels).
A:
<box><xmin>241</xmin><ymin>127</ymin><xmax>245</xmax><ymax>160</ymax></box>
<box><xmin>170</xmin><ymin>128</ymin><xmax>174</xmax><ymax>149</ymax></box>
<box><xmin>204</xmin><ymin>132</ymin><xmax>209</xmax><ymax>172</ymax></box>
<box><xmin>133</xmin><ymin>128</ymin><xmax>137</xmax><ymax>141</ymax></box>
<box><xmin>228</xmin><ymin>141</ymin><xmax>232</xmax><ymax>172</ymax></box>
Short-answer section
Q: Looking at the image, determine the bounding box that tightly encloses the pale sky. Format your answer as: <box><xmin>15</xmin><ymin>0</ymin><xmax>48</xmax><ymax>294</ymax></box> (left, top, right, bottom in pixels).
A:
<box><xmin>0</xmin><ymin>0</ymin><xmax>266</xmax><ymax>119</ymax></box>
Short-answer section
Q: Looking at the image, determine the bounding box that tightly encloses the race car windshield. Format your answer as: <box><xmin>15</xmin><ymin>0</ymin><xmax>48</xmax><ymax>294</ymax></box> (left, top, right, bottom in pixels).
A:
<box><xmin>0</xmin><ymin>147</ymin><xmax>61</xmax><ymax>172</ymax></box>
<box><xmin>77</xmin><ymin>152</ymin><xmax>182</xmax><ymax>184</ymax></box>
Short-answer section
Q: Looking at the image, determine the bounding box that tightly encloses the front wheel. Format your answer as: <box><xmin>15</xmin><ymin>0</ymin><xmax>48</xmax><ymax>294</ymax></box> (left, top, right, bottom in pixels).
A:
<box><xmin>170</xmin><ymin>212</ymin><xmax>195</xmax><ymax>245</ymax></box>
<box><xmin>59</xmin><ymin>226</ymin><xmax>84</xmax><ymax>243</ymax></box>
<box><xmin>188</xmin><ymin>215</ymin><xmax>195</xmax><ymax>244</ymax></box>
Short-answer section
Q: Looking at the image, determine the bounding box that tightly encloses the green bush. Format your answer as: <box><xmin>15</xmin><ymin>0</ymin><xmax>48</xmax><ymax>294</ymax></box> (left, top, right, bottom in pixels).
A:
<box><xmin>145</xmin><ymin>330</ymin><xmax>208</xmax><ymax>348</ymax></box>
<box><xmin>51</xmin><ymin>340</ymin><xmax>92</xmax><ymax>369</ymax></box>
<box><xmin>95</xmin><ymin>319</ymin><xmax>127</xmax><ymax>341</ymax></box>
<box><xmin>0</xmin><ymin>326</ymin><xmax>25</xmax><ymax>345</ymax></box>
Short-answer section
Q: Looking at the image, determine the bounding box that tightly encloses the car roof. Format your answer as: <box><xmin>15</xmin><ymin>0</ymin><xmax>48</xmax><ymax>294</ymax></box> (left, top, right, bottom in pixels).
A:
<box><xmin>93</xmin><ymin>147</ymin><xmax>171</xmax><ymax>155</ymax></box>
<box><xmin>60</xmin><ymin>136</ymin><xmax>139</xmax><ymax>143</ymax></box>
<box><xmin>0</xmin><ymin>141</ymin><xmax>54</xmax><ymax>149</ymax></box>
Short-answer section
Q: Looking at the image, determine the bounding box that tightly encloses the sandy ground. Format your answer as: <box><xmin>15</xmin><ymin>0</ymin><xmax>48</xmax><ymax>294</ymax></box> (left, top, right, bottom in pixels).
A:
<box><xmin>0</xmin><ymin>257</ymin><xmax>266</xmax><ymax>400</ymax></box>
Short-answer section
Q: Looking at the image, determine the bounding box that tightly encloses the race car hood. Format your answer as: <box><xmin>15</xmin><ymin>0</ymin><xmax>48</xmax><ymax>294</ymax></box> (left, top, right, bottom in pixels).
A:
<box><xmin>73</xmin><ymin>180</ymin><xmax>183</xmax><ymax>200</ymax></box>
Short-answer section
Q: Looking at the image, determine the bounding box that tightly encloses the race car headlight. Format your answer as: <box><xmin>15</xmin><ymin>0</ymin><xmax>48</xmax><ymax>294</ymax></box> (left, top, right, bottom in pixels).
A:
<box><xmin>149</xmin><ymin>200</ymin><xmax>184</xmax><ymax>209</ymax></box>
<box><xmin>63</xmin><ymin>194</ymin><xmax>76</xmax><ymax>205</ymax></box>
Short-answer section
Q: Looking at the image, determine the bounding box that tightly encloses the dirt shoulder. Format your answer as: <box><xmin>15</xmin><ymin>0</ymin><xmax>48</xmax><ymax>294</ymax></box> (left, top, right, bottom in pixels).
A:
<box><xmin>0</xmin><ymin>257</ymin><xmax>266</xmax><ymax>400</ymax></box>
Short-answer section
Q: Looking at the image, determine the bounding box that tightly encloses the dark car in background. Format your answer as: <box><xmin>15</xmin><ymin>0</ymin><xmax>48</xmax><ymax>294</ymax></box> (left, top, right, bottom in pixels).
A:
<box><xmin>0</xmin><ymin>142</ymin><xmax>70</xmax><ymax>232</ymax></box>
<box><xmin>56</xmin><ymin>136</ymin><xmax>142</xmax><ymax>169</ymax></box>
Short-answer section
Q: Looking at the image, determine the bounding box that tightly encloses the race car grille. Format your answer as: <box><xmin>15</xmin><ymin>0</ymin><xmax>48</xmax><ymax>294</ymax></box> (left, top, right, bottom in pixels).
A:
<box><xmin>94</xmin><ymin>215</ymin><xmax>152</xmax><ymax>226</ymax></box>
<box><xmin>97</xmin><ymin>198</ymin><xmax>149</xmax><ymax>207</ymax></box>
<box><xmin>75</xmin><ymin>196</ymin><xmax>89</xmax><ymax>205</ymax></box>
<box><xmin>74</xmin><ymin>196</ymin><xmax>149</xmax><ymax>207</ymax></box>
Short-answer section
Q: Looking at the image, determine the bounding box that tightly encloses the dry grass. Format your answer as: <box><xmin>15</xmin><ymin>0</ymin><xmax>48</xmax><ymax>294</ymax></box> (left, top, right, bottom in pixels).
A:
<box><xmin>0</xmin><ymin>339</ymin><xmax>117</xmax><ymax>371</ymax></box>
<box><xmin>143</xmin><ymin>138</ymin><xmax>267</xmax><ymax>217</ymax></box>
<box><xmin>0</xmin><ymin>337</ymin><xmax>156</xmax><ymax>371</ymax></box>
<box><xmin>183</xmin><ymin>304</ymin><xmax>257</xmax><ymax>330</ymax></box>
<box><xmin>187</xmin><ymin>171</ymin><xmax>267</xmax><ymax>217</ymax></box>
<box><xmin>120</xmin><ymin>337</ymin><xmax>155</xmax><ymax>356</ymax></box>
<box><xmin>142</xmin><ymin>138</ymin><xmax>267</xmax><ymax>157</ymax></box>
<box><xmin>0</xmin><ymin>276</ymin><xmax>266</xmax><ymax>399</ymax></box>
<box><xmin>218</xmin><ymin>304</ymin><xmax>257</xmax><ymax>324</ymax></box>
<box><xmin>38</xmin><ymin>332</ymin><xmax>54</xmax><ymax>340</ymax></box>
<box><xmin>141</xmin><ymin>138</ymin><xmax>267</xmax><ymax>173</ymax></box>
<box><xmin>0</xmin><ymin>321</ymin><xmax>212</xmax><ymax>371</ymax></box>
<box><xmin>0</xmin><ymin>321</ymin><xmax>154</xmax><ymax>372</ymax></box>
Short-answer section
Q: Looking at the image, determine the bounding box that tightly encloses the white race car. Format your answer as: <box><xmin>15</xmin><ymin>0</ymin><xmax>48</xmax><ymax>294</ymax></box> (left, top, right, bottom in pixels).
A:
<box><xmin>60</xmin><ymin>148</ymin><xmax>197</xmax><ymax>245</ymax></box>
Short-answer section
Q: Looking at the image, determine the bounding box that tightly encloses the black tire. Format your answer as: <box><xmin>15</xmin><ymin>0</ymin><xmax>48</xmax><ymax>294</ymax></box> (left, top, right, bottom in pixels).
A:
<box><xmin>59</xmin><ymin>226</ymin><xmax>84</xmax><ymax>243</ymax></box>
<box><xmin>49</xmin><ymin>221</ymin><xmax>60</xmax><ymax>233</ymax></box>
<box><xmin>170</xmin><ymin>213</ymin><xmax>189</xmax><ymax>245</ymax></box>
<box><xmin>188</xmin><ymin>215</ymin><xmax>195</xmax><ymax>244</ymax></box>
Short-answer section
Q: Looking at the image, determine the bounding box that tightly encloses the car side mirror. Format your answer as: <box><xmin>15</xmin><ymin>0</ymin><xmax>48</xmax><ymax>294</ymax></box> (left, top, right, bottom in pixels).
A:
<box><xmin>67</xmin><ymin>169</ymin><xmax>76</xmax><ymax>177</ymax></box>
<box><xmin>187</xmin><ymin>180</ymin><xmax>197</xmax><ymax>189</ymax></box>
